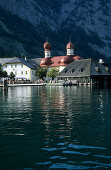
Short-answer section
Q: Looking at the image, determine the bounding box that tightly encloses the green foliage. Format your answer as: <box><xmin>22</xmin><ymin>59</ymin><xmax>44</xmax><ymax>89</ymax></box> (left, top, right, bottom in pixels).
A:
<box><xmin>9</xmin><ymin>72</ymin><xmax>15</xmax><ymax>79</ymax></box>
<box><xmin>2</xmin><ymin>71</ymin><xmax>8</xmax><ymax>77</ymax></box>
<box><xmin>0</xmin><ymin>67</ymin><xmax>8</xmax><ymax>77</ymax></box>
<box><xmin>0</xmin><ymin>67</ymin><xmax>3</xmax><ymax>77</ymax></box>
<box><xmin>36</xmin><ymin>67</ymin><xmax>48</xmax><ymax>79</ymax></box>
<box><xmin>47</xmin><ymin>68</ymin><xmax>59</xmax><ymax>80</ymax></box>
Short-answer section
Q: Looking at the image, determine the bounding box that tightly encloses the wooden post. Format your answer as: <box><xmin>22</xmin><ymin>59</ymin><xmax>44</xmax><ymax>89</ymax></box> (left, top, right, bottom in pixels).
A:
<box><xmin>3</xmin><ymin>79</ymin><xmax>8</xmax><ymax>90</ymax></box>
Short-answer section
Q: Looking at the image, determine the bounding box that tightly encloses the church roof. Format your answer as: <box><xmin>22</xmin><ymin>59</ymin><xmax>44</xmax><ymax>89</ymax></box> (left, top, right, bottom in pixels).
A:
<box><xmin>57</xmin><ymin>59</ymin><xmax>111</xmax><ymax>77</ymax></box>
<box><xmin>40</xmin><ymin>55</ymin><xmax>81</xmax><ymax>67</ymax></box>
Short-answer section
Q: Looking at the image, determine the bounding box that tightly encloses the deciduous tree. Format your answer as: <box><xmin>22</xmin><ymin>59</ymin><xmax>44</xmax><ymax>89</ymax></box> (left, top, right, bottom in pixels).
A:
<box><xmin>36</xmin><ymin>67</ymin><xmax>48</xmax><ymax>79</ymax></box>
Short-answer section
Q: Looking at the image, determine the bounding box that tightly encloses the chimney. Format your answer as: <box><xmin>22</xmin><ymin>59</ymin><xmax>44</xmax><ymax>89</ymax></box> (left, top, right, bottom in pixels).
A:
<box><xmin>99</xmin><ymin>59</ymin><xmax>104</xmax><ymax>64</ymax></box>
<box><xmin>25</xmin><ymin>56</ymin><xmax>27</xmax><ymax>61</ymax></box>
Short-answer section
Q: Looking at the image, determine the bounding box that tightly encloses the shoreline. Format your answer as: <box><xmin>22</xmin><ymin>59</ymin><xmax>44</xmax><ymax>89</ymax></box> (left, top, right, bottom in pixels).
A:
<box><xmin>0</xmin><ymin>84</ymin><xmax>46</xmax><ymax>87</ymax></box>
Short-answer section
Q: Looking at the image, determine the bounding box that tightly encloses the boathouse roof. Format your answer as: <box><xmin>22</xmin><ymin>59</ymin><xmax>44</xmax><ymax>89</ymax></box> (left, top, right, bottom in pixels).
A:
<box><xmin>57</xmin><ymin>59</ymin><xmax>111</xmax><ymax>78</ymax></box>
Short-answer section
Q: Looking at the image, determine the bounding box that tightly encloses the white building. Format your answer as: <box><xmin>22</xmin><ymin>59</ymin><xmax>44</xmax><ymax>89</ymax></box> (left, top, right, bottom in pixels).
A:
<box><xmin>0</xmin><ymin>57</ymin><xmax>40</xmax><ymax>81</ymax></box>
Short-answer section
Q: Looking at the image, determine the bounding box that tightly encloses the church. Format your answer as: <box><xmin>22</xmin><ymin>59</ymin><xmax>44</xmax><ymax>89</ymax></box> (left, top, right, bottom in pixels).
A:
<box><xmin>40</xmin><ymin>40</ymin><xmax>81</xmax><ymax>72</ymax></box>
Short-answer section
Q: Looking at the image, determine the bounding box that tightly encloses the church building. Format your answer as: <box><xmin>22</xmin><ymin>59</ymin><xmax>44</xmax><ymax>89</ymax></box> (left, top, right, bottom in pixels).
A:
<box><xmin>40</xmin><ymin>40</ymin><xmax>81</xmax><ymax>72</ymax></box>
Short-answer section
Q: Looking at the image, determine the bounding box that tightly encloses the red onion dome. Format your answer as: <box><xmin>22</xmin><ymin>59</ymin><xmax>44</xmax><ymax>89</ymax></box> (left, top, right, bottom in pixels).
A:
<box><xmin>73</xmin><ymin>56</ymin><xmax>82</xmax><ymax>61</ymax></box>
<box><xmin>44</xmin><ymin>41</ymin><xmax>51</xmax><ymax>50</ymax></box>
<box><xmin>66</xmin><ymin>41</ymin><xmax>74</xmax><ymax>49</ymax></box>
<box><xmin>40</xmin><ymin>57</ymin><xmax>51</xmax><ymax>66</ymax></box>
<box><xmin>60</xmin><ymin>55</ymin><xmax>73</xmax><ymax>66</ymax></box>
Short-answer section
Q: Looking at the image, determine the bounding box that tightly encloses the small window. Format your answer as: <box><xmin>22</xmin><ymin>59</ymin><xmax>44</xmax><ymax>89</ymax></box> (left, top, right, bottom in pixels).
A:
<box><xmin>21</xmin><ymin>71</ymin><xmax>23</xmax><ymax>75</ymax></box>
<box><xmin>15</xmin><ymin>64</ymin><xmax>17</xmax><ymax>68</ymax></box>
<box><xmin>21</xmin><ymin>64</ymin><xmax>23</xmax><ymax>68</ymax></box>
<box><xmin>71</xmin><ymin>69</ymin><xmax>75</xmax><ymax>73</ymax></box>
<box><xmin>95</xmin><ymin>67</ymin><xmax>101</xmax><ymax>72</ymax></box>
<box><xmin>64</xmin><ymin>69</ymin><xmax>68</xmax><ymax>73</ymax></box>
<box><xmin>79</xmin><ymin>68</ymin><xmax>84</xmax><ymax>73</ymax></box>
<box><xmin>11</xmin><ymin>65</ymin><xmax>13</xmax><ymax>68</ymax></box>
<box><xmin>105</xmin><ymin>67</ymin><xmax>110</xmax><ymax>72</ymax></box>
<box><xmin>26</xmin><ymin>71</ymin><xmax>27</xmax><ymax>75</ymax></box>
<box><xmin>5</xmin><ymin>65</ymin><xmax>7</xmax><ymax>68</ymax></box>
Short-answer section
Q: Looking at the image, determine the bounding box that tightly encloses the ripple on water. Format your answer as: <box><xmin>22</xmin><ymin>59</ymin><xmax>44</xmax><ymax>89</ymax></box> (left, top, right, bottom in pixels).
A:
<box><xmin>42</xmin><ymin>148</ymin><xmax>57</xmax><ymax>151</ymax></box>
<box><xmin>68</xmin><ymin>144</ymin><xmax>107</xmax><ymax>150</ymax></box>
<box><xmin>94</xmin><ymin>155</ymin><xmax>111</xmax><ymax>159</ymax></box>
<box><xmin>63</xmin><ymin>150</ymin><xmax>90</xmax><ymax>156</ymax></box>
<box><xmin>82</xmin><ymin>161</ymin><xmax>111</xmax><ymax>167</ymax></box>
<box><xmin>36</xmin><ymin>162</ymin><xmax>52</xmax><ymax>165</ymax></box>
<box><xmin>49</xmin><ymin>163</ymin><xmax>89</xmax><ymax>169</ymax></box>
<box><xmin>50</xmin><ymin>156</ymin><xmax>62</xmax><ymax>159</ymax></box>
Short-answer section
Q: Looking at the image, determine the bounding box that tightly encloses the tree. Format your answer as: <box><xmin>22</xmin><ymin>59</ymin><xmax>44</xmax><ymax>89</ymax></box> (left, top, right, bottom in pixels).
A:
<box><xmin>47</xmin><ymin>68</ymin><xmax>59</xmax><ymax>80</ymax></box>
<box><xmin>2</xmin><ymin>71</ymin><xmax>8</xmax><ymax>77</ymax></box>
<box><xmin>0</xmin><ymin>67</ymin><xmax>3</xmax><ymax>77</ymax></box>
<box><xmin>9</xmin><ymin>72</ymin><xmax>15</xmax><ymax>79</ymax></box>
<box><xmin>0</xmin><ymin>67</ymin><xmax>8</xmax><ymax>77</ymax></box>
<box><xmin>36</xmin><ymin>67</ymin><xmax>48</xmax><ymax>79</ymax></box>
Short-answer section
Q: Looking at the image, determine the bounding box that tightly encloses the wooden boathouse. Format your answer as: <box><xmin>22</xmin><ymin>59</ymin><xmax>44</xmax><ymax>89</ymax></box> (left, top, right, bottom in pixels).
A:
<box><xmin>57</xmin><ymin>59</ymin><xmax>111</xmax><ymax>85</ymax></box>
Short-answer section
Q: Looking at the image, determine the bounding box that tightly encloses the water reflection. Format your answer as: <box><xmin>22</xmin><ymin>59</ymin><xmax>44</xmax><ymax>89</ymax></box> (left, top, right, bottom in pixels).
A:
<box><xmin>0</xmin><ymin>86</ymin><xmax>111</xmax><ymax>169</ymax></box>
<box><xmin>39</xmin><ymin>86</ymin><xmax>93</xmax><ymax>139</ymax></box>
<box><xmin>0</xmin><ymin>87</ymin><xmax>33</xmax><ymax>136</ymax></box>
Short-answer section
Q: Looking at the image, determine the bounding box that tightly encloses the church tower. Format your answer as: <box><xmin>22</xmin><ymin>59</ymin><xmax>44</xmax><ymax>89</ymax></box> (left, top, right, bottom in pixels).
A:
<box><xmin>66</xmin><ymin>41</ymin><xmax>74</xmax><ymax>56</ymax></box>
<box><xmin>44</xmin><ymin>41</ymin><xmax>51</xmax><ymax>58</ymax></box>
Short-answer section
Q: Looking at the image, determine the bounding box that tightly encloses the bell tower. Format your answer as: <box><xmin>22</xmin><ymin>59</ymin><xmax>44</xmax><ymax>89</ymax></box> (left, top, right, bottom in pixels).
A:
<box><xmin>44</xmin><ymin>41</ymin><xmax>51</xmax><ymax>58</ymax></box>
<box><xmin>66</xmin><ymin>41</ymin><xmax>74</xmax><ymax>56</ymax></box>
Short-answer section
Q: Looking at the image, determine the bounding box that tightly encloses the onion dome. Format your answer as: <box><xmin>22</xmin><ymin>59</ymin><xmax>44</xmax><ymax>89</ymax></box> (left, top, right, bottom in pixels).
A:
<box><xmin>40</xmin><ymin>57</ymin><xmax>51</xmax><ymax>66</ymax></box>
<box><xmin>66</xmin><ymin>41</ymin><xmax>74</xmax><ymax>49</ymax></box>
<box><xmin>60</xmin><ymin>55</ymin><xmax>73</xmax><ymax>66</ymax></box>
<box><xmin>44</xmin><ymin>41</ymin><xmax>51</xmax><ymax>50</ymax></box>
<box><xmin>73</xmin><ymin>56</ymin><xmax>81</xmax><ymax>61</ymax></box>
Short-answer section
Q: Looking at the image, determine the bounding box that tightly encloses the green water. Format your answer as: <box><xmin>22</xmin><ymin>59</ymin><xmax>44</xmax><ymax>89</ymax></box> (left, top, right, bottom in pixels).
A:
<box><xmin>0</xmin><ymin>86</ymin><xmax>111</xmax><ymax>170</ymax></box>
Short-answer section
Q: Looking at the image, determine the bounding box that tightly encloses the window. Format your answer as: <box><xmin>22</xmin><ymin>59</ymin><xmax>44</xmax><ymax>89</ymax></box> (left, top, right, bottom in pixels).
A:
<box><xmin>79</xmin><ymin>68</ymin><xmax>84</xmax><ymax>73</ymax></box>
<box><xmin>71</xmin><ymin>69</ymin><xmax>75</xmax><ymax>73</ymax></box>
<box><xmin>21</xmin><ymin>64</ymin><xmax>23</xmax><ymax>68</ymax></box>
<box><xmin>21</xmin><ymin>71</ymin><xmax>23</xmax><ymax>75</ymax></box>
<box><xmin>105</xmin><ymin>67</ymin><xmax>110</xmax><ymax>72</ymax></box>
<box><xmin>95</xmin><ymin>67</ymin><xmax>101</xmax><ymax>72</ymax></box>
<box><xmin>11</xmin><ymin>65</ymin><xmax>13</xmax><ymax>68</ymax></box>
<box><xmin>64</xmin><ymin>69</ymin><xmax>68</xmax><ymax>73</ymax></box>
<box><xmin>5</xmin><ymin>65</ymin><xmax>7</xmax><ymax>68</ymax></box>
<box><xmin>15</xmin><ymin>64</ymin><xmax>17</xmax><ymax>68</ymax></box>
<box><xmin>26</xmin><ymin>71</ymin><xmax>27</xmax><ymax>75</ymax></box>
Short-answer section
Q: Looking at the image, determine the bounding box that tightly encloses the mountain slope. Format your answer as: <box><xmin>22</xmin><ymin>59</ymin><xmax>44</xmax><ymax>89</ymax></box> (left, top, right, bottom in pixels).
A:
<box><xmin>0</xmin><ymin>0</ymin><xmax>111</xmax><ymax>61</ymax></box>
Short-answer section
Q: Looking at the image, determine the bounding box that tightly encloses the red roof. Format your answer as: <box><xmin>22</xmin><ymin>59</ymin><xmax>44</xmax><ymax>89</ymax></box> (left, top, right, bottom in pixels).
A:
<box><xmin>40</xmin><ymin>56</ymin><xmax>64</xmax><ymax>67</ymax></box>
<box><xmin>66</xmin><ymin>41</ymin><xmax>74</xmax><ymax>49</ymax></box>
<box><xmin>73</xmin><ymin>56</ymin><xmax>81</xmax><ymax>60</ymax></box>
<box><xmin>40</xmin><ymin>57</ymin><xmax>51</xmax><ymax>66</ymax></box>
<box><xmin>44</xmin><ymin>41</ymin><xmax>51</xmax><ymax>50</ymax></box>
<box><xmin>60</xmin><ymin>55</ymin><xmax>73</xmax><ymax>66</ymax></box>
<box><xmin>40</xmin><ymin>55</ymin><xmax>81</xmax><ymax>67</ymax></box>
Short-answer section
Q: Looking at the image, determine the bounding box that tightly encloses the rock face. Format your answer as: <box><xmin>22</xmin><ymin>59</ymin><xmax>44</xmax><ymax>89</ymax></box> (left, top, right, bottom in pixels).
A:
<box><xmin>0</xmin><ymin>0</ymin><xmax>111</xmax><ymax>61</ymax></box>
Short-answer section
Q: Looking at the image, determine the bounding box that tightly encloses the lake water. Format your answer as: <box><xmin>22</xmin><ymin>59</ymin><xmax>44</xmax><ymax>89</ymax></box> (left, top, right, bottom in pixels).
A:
<box><xmin>0</xmin><ymin>86</ymin><xmax>111</xmax><ymax>170</ymax></box>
